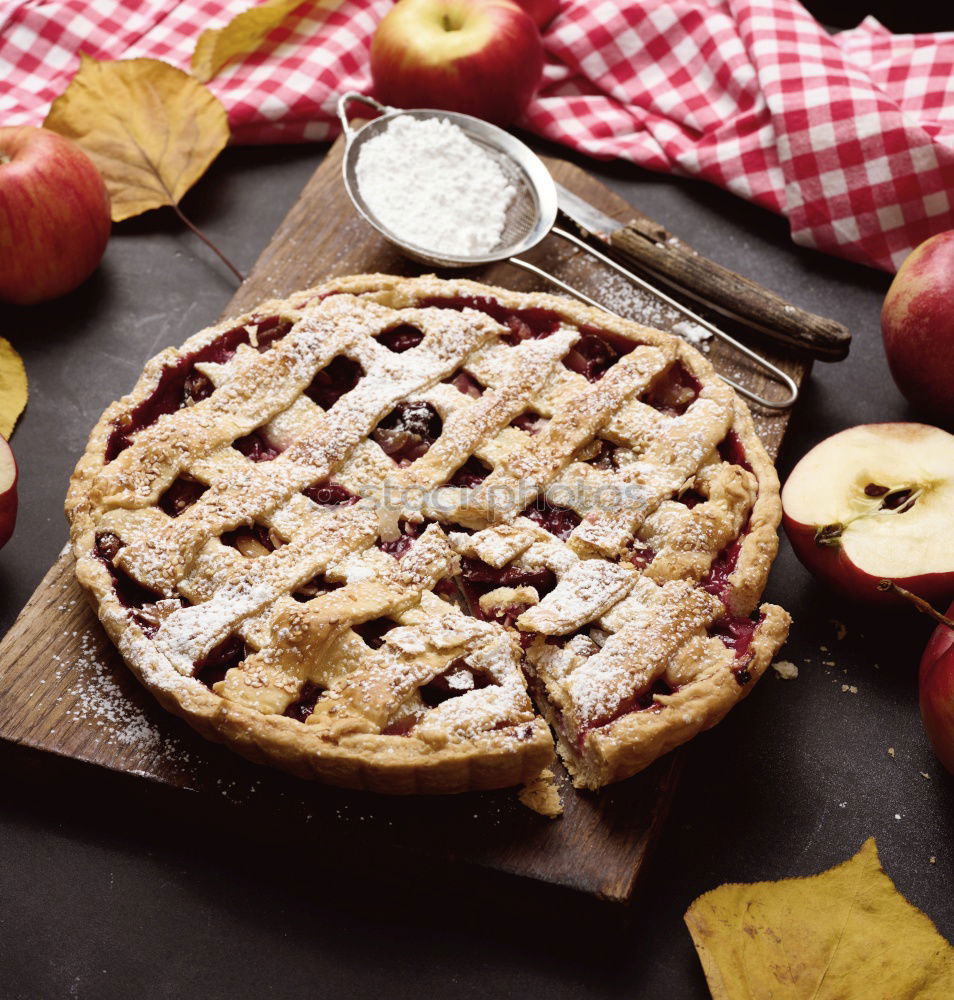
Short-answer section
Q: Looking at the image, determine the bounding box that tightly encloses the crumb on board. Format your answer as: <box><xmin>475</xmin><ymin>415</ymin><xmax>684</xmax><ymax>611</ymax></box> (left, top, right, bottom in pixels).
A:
<box><xmin>518</xmin><ymin>768</ymin><xmax>563</xmax><ymax>818</ymax></box>
<box><xmin>772</xmin><ymin>660</ymin><xmax>799</xmax><ymax>680</ymax></box>
<box><xmin>841</xmin><ymin>684</ymin><xmax>858</xmax><ymax>694</ymax></box>
<box><xmin>887</xmin><ymin>747</ymin><xmax>895</xmax><ymax>757</ymax></box>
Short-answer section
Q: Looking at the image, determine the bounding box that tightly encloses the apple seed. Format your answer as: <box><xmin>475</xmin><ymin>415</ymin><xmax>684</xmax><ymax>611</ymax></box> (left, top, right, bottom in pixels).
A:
<box><xmin>815</xmin><ymin>523</ymin><xmax>843</xmax><ymax>546</ymax></box>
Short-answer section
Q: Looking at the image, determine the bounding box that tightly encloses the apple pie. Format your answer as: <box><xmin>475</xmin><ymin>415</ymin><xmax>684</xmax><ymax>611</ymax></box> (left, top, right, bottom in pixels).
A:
<box><xmin>66</xmin><ymin>274</ymin><xmax>791</xmax><ymax>794</ymax></box>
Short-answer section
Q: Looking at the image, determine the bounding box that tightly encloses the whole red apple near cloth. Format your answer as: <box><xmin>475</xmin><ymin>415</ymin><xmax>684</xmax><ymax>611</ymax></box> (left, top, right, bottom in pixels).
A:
<box><xmin>919</xmin><ymin>599</ymin><xmax>954</xmax><ymax>774</ymax></box>
<box><xmin>0</xmin><ymin>126</ymin><xmax>111</xmax><ymax>306</ymax></box>
<box><xmin>781</xmin><ymin>423</ymin><xmax>954</xmax><ymax>604</ymax></box>
<box><xmin>513</xmin><ymin>0</ymin><xmax>560</xmax><ymax>28</ymax></box>
<box><xmin>0</xmin><ymin>435</ymin><xmax>18</xmax><ymax>550</ymax></box>
<box><xmin>370</xmin><ymin>0</ymin><xmax>544</xmax><ymax>127</ymax></box>
<box><xmin>881</xmin><ymin>230</ymin><xmax>954</xmax><ymax>425</ymax></box>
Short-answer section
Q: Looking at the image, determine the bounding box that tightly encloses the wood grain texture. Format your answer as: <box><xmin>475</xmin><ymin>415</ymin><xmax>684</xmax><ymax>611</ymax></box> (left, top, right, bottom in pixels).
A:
<box><xmin>608</xmin><ymin>216</ymin><xmax>851</xmax><ymax>360</ymax></box>
<box><xmin>0</xmin><ymin>137</ymin><xmax>808</xmax><ymax>901</ymax></box>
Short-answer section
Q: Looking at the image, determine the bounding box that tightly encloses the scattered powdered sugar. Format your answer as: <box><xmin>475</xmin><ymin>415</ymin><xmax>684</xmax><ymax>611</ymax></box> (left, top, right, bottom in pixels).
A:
<box><xmin>355</xmin><ymin>115</ymin><xmax>516</xmax><ymax>257</ymax></box>
<box><xmin>671</xmin><ymin>318</ymin><xmax>713</xmax><ymax>347</ymax></box>
<box><xmin>48</xmin><ymin>630</ymin><xmax>193</xmax><ymax>766</ymax></box>
<box><xmin>567</xmin><ymin>262</ymin><xmax>712</xmax><ymax>352</ymax></box>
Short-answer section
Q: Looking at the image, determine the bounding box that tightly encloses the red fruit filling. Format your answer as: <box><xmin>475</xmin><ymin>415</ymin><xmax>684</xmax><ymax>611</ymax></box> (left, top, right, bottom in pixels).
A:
<box><xmin>104</xmin><ymin>316</ymin><xmax>292</xmax><ymax>461</ymax></box>
<box><xmin>94</xmin><ymin>531</ymin><xmax>191</xmax><ymax>635</ymax></box>
<box><xmin>372</xmin><ymin>401</ymin><xmax>442</xmax><ymax>465</ymax></box>
<box><xmin>221</xmin><ymin>523</ymin><xmax>281</xmax><ymax>556</ymax></box>
<box><xmin>193</xmin><ymin>634</ymin><xmax>247</xmax><ymax>689</ymax></box>
<box><xmin>585</xmin><ymin>439</ymin><xmax>621</xmax><ymax>470</ymax></box>
<box><xmin>575</xmin><ymin>678</ymin><xmax>677</xmax><ymax>748</ymax></box>
<box><xmin>520</xmin><ymin>499</ymin><xmax>581</xmax><ymax>541</ymax></box>
<box><xmin>282</xmin><ymin>680</ymin><xmax>325</xmax><ymax>722</ymax></box>
<box><xmin>419</xmin><ymin>659</ymin><xmax>495</xmax><ymax>708</ymax></box>
<box><xmin>376</xmin><ymin>519</ymin><xmax>425</xmax><ymax>559</ymax></box>
<box><xmin>442</xmin><ymin>369</ymin><xmax>485</xmax><ymax>398</ymax></box>
<box><xmin>709</xmin><ymin>612</ymin><xmax>763</xmax><ymax>682</ymax></box>
<box><xmin>459</xmin><ymin>557</ymin><xmax>557</xmax><ymax>595</ymax></box>
<box><xmin>452</xmin><ymin>556</ymin><xmax>557</xmax><ymax>631</ymax></box>
<box><xmin>292</xmin><ymin>575</ymin><xmax>342</xmax><ymax>602</ymax></box>
<box><xmin>701</xmin><ymin>538</ymin><xmax>742</xmax><ymax>605</ymax></box>
<box><xmin>95</xmin><ymin>531</ymin><xmax>160</xmax><ymax>606</ymax></box>
<box><xmin>420</xmin><ymin>296</ymin><xmax>562</xmax><ymax>345</ymax></box>
<box><xmin>378</xmin><ymin>325</ymin><xmax>424</xmax><ymax>352</ymax></box>
<box><xmin>381</xmin><ymin>716</ymin><xmax>418</xmax><ymax>737</ymax></box>
<box><xmin>676</xmin><ymin>487</ymin><xmax>707</xmax><ymax>508</ymax></box>
<box><xmin>643</xmin><ymin>361</ymin><xmax>701</xmax><ymax>416</ymax></box>
<box><xmin>717</xmin><ymin>430</ymin><xmax>753</xmax><ymax>473</ymax></box>
<box><xmin>183</xmin><ymin>371</ymin><xmax>214</xmax><ymax>404</ymax></box>
<box><xmin>302</xmin><ymin>480</ymin><xmax>360</xmax><ymax>506</ymax></box>
<box><xmin>630</xmin><ymin>543</ymin><xmax>656</xmax><ymax>570</ymax></box>
<box><xmin>445</xmin><ymin>455</ymin><xmax>492</xmax><ymax>488</ymax></box>
<box><xmin>509</xmin><ymin>411</ymin><xmax>547</xmax><ymax>434</ymax></box>
<box><xmin>305</xmin><ymin>355</ymin><xmax>364</xmax><ymax>410</ymax></box>
<box><xmin>233</xmin><ymin>429</ymin><xmax>283</xmax><ymax>462</ymax></box>
<box><xmin>159</xmin><ymin>476</ymin><xmax>208</xmax><ymax>517</ymax></box>
<box><xmin>352</xmin><ymin>617</ymin><xmax>399</xmax><ymax>649</ymax></box>
<box><xmin>562</xmin><ymin>328</ymin><xmax>635</xmax><ymax>382</ymax></box>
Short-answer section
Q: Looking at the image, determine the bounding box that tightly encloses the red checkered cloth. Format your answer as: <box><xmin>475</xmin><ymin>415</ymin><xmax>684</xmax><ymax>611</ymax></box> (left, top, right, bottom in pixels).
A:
<box><xmin>2</xmin><ymin>0</ymin><xmax>952</xmax><ymax>271</ymax></box>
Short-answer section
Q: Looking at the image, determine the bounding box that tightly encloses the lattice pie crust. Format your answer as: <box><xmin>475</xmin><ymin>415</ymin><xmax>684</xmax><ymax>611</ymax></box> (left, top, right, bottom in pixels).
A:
<box><xmin>67</xmin><ymin>275</ymin><xmax>791</xmax><ymax>795</ymax></box>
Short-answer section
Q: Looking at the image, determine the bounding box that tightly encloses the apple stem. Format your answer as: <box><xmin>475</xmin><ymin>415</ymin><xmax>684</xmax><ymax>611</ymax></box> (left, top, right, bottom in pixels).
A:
<box><xmin>878</xmin><ymin>580</ymin><xmax>954</xmax><ymax>628</ymax></box>
<box><xmin>172</xmin><ymin>204</ymin><xmax>244</xmax><ymax>284</ymax></box>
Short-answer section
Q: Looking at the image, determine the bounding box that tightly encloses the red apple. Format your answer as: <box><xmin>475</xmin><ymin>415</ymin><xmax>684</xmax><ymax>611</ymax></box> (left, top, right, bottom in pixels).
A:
<box><xmin>0</xmin><ymin>435</ymin><xmax>17</xmax><ymax>549</ymax></box>
<box><xmin>781</xmin><ymin>423</ymin><xmax>954</xmax><ymax>604</ymax></box>
<box><xmin>0</xmin><ymin>126</ymin><xmax>111</xmax><ymax>306</ymax></box>
<box><xmin>881</xmin><ymin>230</ymin><xmax>954</xmax><ymax>425</ymax></box>
<box><xmin>919</xmin><ymin>599</ymin><xmax>954</xmax><ymax>773</ymax></box>
<box><xmin>370</xmin><ymin>0</ymin><xmax>544</xmax><ymax>126</ymax></box>
<box><xmin>513</xmin><ymin>0</ymin><xmax>560</xmax><ymax>28</ymax></box>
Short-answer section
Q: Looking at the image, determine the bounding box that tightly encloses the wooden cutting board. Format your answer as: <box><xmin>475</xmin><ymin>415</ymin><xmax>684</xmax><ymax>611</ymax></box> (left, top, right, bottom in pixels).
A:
<box><xmin>0</xmin><ymin>136</ymin><xmax>809</xmax><ymax>902</ymax></box>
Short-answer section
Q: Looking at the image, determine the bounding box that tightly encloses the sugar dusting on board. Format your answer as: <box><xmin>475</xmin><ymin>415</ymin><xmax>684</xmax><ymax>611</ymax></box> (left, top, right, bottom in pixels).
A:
<box><xmin>355</xmin><ymin>115</ymin><xmax>516</xmax><ymax>257</ymax></box>
<box><xmin>42</xmin><ymin>628</ymin><xmax>194</xmax><ymax>770</ymax></box>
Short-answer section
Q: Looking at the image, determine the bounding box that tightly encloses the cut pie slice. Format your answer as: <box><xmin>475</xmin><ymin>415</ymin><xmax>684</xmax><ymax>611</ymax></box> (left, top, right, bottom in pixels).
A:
<box><xmin>66</xmin><ymin>274</ymin><xmax>791</xmax><ymax>795</ymax></box>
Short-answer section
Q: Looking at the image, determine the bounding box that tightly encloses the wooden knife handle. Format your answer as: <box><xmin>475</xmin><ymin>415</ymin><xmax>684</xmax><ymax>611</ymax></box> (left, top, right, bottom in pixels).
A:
<box><xmin>609</xmin><ymin>215</ymin><xmax>851</xmax><ymax>361</ymax></box>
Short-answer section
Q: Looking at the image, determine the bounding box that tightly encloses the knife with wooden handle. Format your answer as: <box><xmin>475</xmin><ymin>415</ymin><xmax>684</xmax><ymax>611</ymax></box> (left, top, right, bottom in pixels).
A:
<box><xmin>555</xmin><ymin>182</ymin><xmax>851</xmax><ymax>361</ymax></box>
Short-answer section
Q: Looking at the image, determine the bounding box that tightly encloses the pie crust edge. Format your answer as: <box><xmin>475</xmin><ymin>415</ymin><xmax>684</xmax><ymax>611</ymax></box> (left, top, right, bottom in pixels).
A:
<box><xmin>66</xmin><ymin>272</ymin><xmax>791</xmax><ymax>796</ymax></box>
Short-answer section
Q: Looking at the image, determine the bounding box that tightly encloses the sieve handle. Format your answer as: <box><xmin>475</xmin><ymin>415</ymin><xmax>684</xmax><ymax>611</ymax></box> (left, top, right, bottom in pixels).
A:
<box><xmin>605</xmin><ymin>219</ymin><xmax>850</xmax><ymax>361</ymax></box>
<box><xmin>336</xmin><ymin>92</ymin><xmax>393</xmax><ymax>145</ymax></box>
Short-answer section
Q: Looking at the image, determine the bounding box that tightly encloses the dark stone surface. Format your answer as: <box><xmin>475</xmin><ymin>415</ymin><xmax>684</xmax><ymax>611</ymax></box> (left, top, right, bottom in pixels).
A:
<box><xmin>2</xmin><ymin>111</ymin><xmax>952</xmax><ymax>1000</ymax></box>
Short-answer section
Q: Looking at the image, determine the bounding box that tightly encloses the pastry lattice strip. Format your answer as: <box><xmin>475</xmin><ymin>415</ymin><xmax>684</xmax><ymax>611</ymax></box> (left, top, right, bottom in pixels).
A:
<box><xmin>70</xmin><ymin>275</ymin><xmax>790</xmax><ymax>793</ymax></box>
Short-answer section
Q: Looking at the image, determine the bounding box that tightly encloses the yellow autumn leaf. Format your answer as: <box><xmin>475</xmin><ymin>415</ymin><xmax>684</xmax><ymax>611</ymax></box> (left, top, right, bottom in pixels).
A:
<box><xmin>44</xmin><ymin>55</ymin><xmax>230</xmax><ymax>223</ymax></box>
<box><xmin>685</xmin><ymin>838</ymin><xmax>954</xmax><ymax>1000</ymax></box>
<box><xmin>192</xmin><ymin>0</ymin><xmax>344</xmax><ymax>83</ymax></box>
<box><xmin>0</xmin><ymin>337</ymin><xmax>28</xmax><ymax>439</ymax></box>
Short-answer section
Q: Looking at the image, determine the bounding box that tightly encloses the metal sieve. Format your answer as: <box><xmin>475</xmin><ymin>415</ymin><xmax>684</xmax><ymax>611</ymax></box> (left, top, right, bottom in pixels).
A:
<box><xmin>336</xmin><ymin>92</ymin><xmax>797</xmax><ymax>410</ymax></box>
<box><xmin>338</xmin><ymin>92</ymin><xmax>556</xmax><ymax>269</ymax></box>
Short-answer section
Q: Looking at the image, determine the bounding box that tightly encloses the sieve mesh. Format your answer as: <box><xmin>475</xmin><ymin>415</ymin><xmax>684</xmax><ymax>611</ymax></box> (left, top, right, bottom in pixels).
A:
<box><xmin>340</xmin><ymin>102</ymin><xmax>557</xmax><ymax>269</ymax></box>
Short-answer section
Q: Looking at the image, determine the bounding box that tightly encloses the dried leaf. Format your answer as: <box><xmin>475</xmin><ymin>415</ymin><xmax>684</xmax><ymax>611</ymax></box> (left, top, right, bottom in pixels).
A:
<box><xmin>44</xmin><ymin>55</ymin><xmax>229</xmax><ymax>223</ymax></box>
<box><xmin>0</xmin><ymin>337</ymin><xmax>28</xmax><ymax>439</ymax></box>
<box><xmin>192</xmin><ymin>0</ymin><xmax>343</xmax><ymax>83</ymax></box>
<box><xmin>685</xmin><ymin>838</ymin><xmax>954</xmax><ymax>999</ymax></box>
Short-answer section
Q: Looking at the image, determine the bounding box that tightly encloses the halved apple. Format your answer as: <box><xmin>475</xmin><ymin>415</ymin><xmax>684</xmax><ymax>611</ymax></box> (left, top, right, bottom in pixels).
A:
<box><xmin>0</xmin><ymin>435</ymin><xmax>18</xmax><ymax>550</ymax></box>
<box><xmin>781</xmin><ymin>423</ymin><xmax>954</xmax><ymax>604</ymax></box>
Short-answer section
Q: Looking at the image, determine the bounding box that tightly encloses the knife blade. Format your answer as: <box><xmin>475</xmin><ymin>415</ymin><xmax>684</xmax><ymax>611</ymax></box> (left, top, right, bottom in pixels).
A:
<box><xmin>554</xmin><ymin>181</ymin><xmax>850</xmax><ymax>361</ymax></box>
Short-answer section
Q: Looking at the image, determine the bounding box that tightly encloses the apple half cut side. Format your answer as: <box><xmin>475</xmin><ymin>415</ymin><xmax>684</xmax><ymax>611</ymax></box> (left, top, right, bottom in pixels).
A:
<box><xmin>0</xmin><ymin>435</ymin><xmax>18</xmax><ymax>550</ymax></box>
<box><xmin>781</xmin><ymin>423</ymin><xmax>954</xmax><ymax>604</ymax></box>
